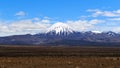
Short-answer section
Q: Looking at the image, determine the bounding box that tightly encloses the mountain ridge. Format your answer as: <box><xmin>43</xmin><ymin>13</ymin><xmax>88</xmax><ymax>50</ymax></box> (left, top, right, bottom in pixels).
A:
<box><xmin>0</xmin><ymin>23</ymin><xmax>120</xmax><ymax>46</ymax></box>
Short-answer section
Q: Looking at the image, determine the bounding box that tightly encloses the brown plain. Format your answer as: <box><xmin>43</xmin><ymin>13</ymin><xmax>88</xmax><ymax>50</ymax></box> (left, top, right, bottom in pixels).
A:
<box><xmin>0</xmin><ymin>45</ymin><xmax>120</xmax><ymax>68</ymax></box>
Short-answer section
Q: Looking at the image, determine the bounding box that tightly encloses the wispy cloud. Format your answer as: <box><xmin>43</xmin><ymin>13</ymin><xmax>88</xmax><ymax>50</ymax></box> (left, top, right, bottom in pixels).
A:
<box><xmin>87</xmin><ymin>9</ymin><xmax>120</xmax><ymax>17</ymax></box>
<box><xmin>109</xmin><ymin>18</ymin><xmax>120</xmax><ymax>21</ymax></box>
<box><xmin>66</xmin><ymin>19</ymin><xmax>104</xmax><ymax>31</ymax></box>
<box><xmin>1</xmin><ymin>9</ymin><xmax>120</xmax><ymax>36</ymax></box>
<box><xmin>15</xmin><ymin>11</ymin><xmax>26</xmax><ymax>16</ymax></box>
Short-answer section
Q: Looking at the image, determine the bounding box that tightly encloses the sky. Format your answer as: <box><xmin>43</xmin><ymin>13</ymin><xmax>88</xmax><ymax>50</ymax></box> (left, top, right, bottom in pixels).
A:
<box><xmin>0</xmin><ymin>0</ymin><xmax>120</xmax><ymax>36</ymax></box>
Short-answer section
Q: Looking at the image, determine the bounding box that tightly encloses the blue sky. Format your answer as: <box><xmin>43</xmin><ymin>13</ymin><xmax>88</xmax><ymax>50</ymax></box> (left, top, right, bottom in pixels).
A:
<box><xmin>1</xmin><ymin>0</ymin><xmax>120</xmax><ymax>20</ymax></box>
<box><xmin>0</xmin><ymin>0</ymin><xmax>120</xmax><ymax>36</ymax></box>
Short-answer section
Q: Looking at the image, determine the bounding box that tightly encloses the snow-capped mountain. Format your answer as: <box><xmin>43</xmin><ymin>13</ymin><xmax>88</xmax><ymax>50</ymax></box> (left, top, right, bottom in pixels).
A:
<box><xmin>0</xmin><ymin>23</ymin><xmax>120</xmax><ymax>46</ymax></box>
<box><xmin>46</xmin><ymin>22</ymin><xmax>74</xmax><ymax>35</ymax></box>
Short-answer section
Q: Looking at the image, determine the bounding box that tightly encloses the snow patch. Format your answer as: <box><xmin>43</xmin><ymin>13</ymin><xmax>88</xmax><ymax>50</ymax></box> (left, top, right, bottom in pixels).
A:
<box><xmin>92</xmin><ymin>31</ymin><xmax>101</xmax><ymax>33</ymax></box>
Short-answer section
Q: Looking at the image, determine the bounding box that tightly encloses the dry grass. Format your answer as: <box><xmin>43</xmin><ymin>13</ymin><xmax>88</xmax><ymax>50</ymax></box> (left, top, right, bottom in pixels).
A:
<box><xmin>0</xmin><ymin>56</ymin><xmax>120</xmax><ymax>68</ymax></box>
<box><xmin>0</xmin><ymin>46</ymin><xmax>120</xmax><ymax>68</ymax></box>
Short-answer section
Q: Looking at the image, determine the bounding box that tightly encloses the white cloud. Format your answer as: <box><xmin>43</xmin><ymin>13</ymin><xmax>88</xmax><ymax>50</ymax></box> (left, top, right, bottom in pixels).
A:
<box><xmin>2</xmin><ymin>8</ymin><xmax>120</xmax><ymax>37</ymax></box>
<box><xmin>33</xmin><ymin>17</ymin><xmax>40</xmax><ymax>21</ymax></box>
<box><xmin>0</xmin><ymin>18</ymin><xmax>105</xmax><ymax>36</ymax></box>
<box><xmin>66</xmin><ymin>19</ymin><xmax>103</xmax><ymax>31</ymax></box>
<box><xmin>41</xmin><ymin>19</ymin><xmax>50</xmax><ymax>23</ymax></box>
<box><xmin>109</xmin><ymin>18</ymin><xmax>120</xmax><ymax>21</ymax></box>
<box><xmin>87</xmin><ymin>9</ymin><xmax>120</xmax><ymax>17</ymax></box>
<box><xmin>89</xmin><ymin>19</ymin><xmax>104</xmax><ymax>25</ymax></box>
<box><xmin>67</xmin><ymin>20</ymin><xmax>92</xmax><ymax>31</ymax></box>
<box><xmin>15</xmin><ymin>11</ymin><xmax>26</xmax><ymax>16</ymax></box>
<box><xmin>114</xmin><ymin>10</ymin><xmax>120</xmax><ymax>14</ymax></box>
<box><xmin>0</xmin><ymin>18</ymin><xmax>51</xmax><ymax>36</ymax></box>
<box><xmin>103</xmin><ymin>11</ymin><xmax>117</xmax><ymax>17</ymax></box>
<box><xmin>112</xmin><ymin>27</ymin><xmax>120</xmax><ymax>32</ymax></box>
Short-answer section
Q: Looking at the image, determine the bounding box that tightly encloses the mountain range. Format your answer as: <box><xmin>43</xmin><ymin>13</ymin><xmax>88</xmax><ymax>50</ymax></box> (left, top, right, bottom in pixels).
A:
<box><xmin>0</xmin><ymin>23</ymin><xmax>120</xmax><ymax>46</ymax></box>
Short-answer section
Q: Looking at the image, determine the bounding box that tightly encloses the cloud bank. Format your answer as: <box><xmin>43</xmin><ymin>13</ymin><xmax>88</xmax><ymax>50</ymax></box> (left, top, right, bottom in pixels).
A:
<box><xmin>0</xmin><ymin>9</ymin><xmax>120</xmax><ymax>36</ymax></box>
<box><xmin>0</xmin><ymin>18</ymin><xmax>51</xmax><ymax>36</ymax></box>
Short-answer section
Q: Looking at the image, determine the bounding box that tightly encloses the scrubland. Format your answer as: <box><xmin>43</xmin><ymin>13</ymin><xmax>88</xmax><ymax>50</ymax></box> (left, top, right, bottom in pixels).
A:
<box><xmin>0</xmin><ymin>46</ymin><xmax>120</xmax><ymax>68</ymax></box>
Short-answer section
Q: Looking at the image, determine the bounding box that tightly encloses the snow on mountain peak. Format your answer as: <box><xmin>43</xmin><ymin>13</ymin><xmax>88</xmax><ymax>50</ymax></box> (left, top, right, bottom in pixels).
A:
<box><xmin>91</xmin><ymin>31</ymin><xmax>101</xmax><ymax>33</ymax></box>
<box><xmin>46</xmin><ymin>22</ymin><xmax>74</xmax><ymax>35</ymax></box>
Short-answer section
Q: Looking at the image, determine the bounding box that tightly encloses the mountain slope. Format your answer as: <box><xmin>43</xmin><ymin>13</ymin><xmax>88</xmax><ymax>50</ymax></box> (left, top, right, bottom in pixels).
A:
<box><xmin>0</xmin><ymin>23</ymin><xmax>120</xmax><ymax>46</ymax></box>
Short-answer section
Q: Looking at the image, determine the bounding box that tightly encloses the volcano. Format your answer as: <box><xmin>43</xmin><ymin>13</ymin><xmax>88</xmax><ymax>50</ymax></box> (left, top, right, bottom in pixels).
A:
<box><xmin>0</xmin><ymin>23</ymin><xmax>120</xmax><ymax>46</ymax></box>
